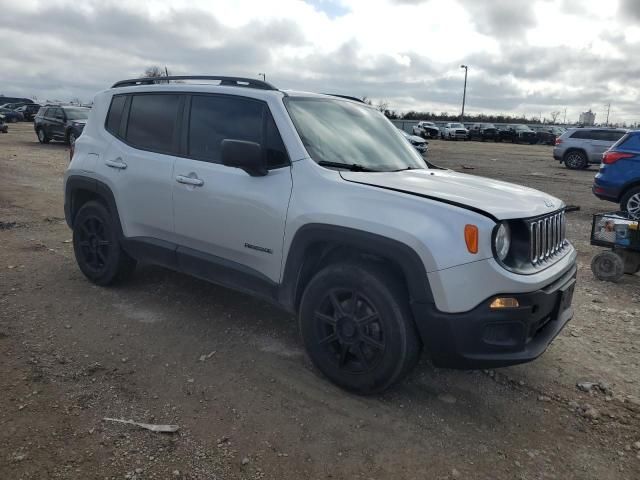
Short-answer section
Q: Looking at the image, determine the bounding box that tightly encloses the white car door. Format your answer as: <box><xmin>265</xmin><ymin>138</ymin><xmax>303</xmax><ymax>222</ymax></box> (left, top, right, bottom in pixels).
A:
<box><xmin>172</xmin><ymin>94</ymin><xmax>292</xmax><ymax>285</ymax></box>
<box><xmin>99</xmin><ymin>93</ymin><xmax>180</xmax><ymax>242</ymax></box>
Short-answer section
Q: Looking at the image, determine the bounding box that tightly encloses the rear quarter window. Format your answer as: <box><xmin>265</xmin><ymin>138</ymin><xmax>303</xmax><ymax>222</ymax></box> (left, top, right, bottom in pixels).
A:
<box><xmin>105</xmin><ymin>95</ymin><xmax>127</xmax><ymax>137</ymax></box>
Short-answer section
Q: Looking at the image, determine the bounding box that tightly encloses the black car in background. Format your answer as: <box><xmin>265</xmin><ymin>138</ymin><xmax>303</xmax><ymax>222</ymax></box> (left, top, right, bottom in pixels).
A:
<box><xmin>14</xmin><ymin>104</ymin><xmax>42</xmax><ymax>121</ymax></box>
<box><xmin>34</xmin><ymin>105</ymin><xmax>90</xmax><ymax>144</ymax></box>
<box><xmin>498</xmin><ymin>124</ymin><xmax>537</xmax><ymax>144</ymax></box>
<box><xmin>468</xmin><ymin>123</ymin><xmax>499</xmax><ymax>141</ymax></box>
<box><xmin>531</xmin><ymin>126</ymin><xmax>565</xmax><ymax>145</ymax></box>
<box><xmin>0</xmin><ymin>107</ymin><xmax>24</xmax><ymax>123</ymax></box>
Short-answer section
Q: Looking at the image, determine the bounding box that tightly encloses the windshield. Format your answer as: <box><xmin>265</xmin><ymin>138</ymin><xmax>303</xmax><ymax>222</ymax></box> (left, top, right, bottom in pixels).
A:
<box><xmin>64</xmin><ymin>107</ymin><xmax>89</xmax><ymax>120</ymax></box>
<box><xmin>286</xmin><ymin>98</ymin><xmax>426</xmax><ymax>171</ymax></box>
<box><xmin>450</xmin><ymin>123</ymin><xmax>464</xmax><ymax>128</ymax></box>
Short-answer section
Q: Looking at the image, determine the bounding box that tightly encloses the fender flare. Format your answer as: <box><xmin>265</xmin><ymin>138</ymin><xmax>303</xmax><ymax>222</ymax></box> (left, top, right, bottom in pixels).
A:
<box><xmin>278</xmin><ymin>223</ymin><xmax>434</xmax><ymax>311</ymax></box>
<box><xmin>64</xmin><ymin>175</ymin><xmax>124</xmax><ymax>237</ymax></box>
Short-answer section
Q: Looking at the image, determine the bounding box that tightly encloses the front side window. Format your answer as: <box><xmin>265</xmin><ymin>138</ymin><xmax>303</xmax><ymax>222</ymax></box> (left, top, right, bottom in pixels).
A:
<box><xmin>285</xmin><ymin>97</ymin><xmax>425</xmax><ymax>172</ymax></box>
<box><xmin>126</xmin><ymin>94</ymin><xmax>180</xmax><ymax>153</ymax></box>
<box><xmin>188</xmin><ymin>95</ymin><xmax>289</xmax><ymax>168</ymax></box>
<box><xmin>188</xmin><ymin>95</ymin><xmax>262</xmax><ymax>163</ymax></box>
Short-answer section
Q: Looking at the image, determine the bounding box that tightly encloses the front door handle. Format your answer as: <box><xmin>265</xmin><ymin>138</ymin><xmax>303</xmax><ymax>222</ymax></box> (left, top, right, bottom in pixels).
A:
<box><xmin>105</xmin><ymin>158</ymin><xmax>127</xmax><ymax>170</ymax></box>
<box><xmin>176</xmin><ymin>174</ymin><xmax>204</xmax><ymax>187</ymax></box>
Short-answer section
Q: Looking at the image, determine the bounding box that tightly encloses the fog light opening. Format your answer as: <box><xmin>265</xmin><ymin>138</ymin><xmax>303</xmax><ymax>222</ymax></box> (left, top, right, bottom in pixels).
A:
<box><xmin>489</xmin><ymin>297</ymin><xmax>520</xmax><ymax>309</ymax></box>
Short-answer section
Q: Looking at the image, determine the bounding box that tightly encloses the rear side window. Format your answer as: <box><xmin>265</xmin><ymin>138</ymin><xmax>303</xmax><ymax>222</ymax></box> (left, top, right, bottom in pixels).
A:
<box><xmin>602</xmin><ymin>130</ymin><xmax>625</xmax><ymax>142</ymax></box>
<box><xmin>105</xmin><ymin>95</ymin><xmax>126</xmax><ymax>136</ymax></box>
<box><xmin>570</xmin><ymin>130</ymin><xmax>595</xmax><ymax>140</ymax></box>
<box><xmin>126</xmin><ymin>94</ymin><xmax>181</xmax><ymax>154</ymax></box>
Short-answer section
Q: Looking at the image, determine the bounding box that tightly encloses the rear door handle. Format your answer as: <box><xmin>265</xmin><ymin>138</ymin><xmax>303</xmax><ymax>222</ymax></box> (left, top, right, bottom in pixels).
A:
<box><xmin>176</xmin><ymin>174</ymin><xmax>204</xmax><ymax>187</ymax></box>
<box><xmin>105</xmin><ymin>158</ymin><xmax>127</xmax><ymax>170</ymax></box>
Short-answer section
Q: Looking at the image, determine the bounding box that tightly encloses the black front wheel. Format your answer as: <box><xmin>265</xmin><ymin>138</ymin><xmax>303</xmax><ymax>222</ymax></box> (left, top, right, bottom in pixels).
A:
<box><xmin>299</xmin><ymin>262</ymin><xmax>421</xmax><ymax>394</ymax></box>
<box><xmin>72</xmin><ymin>201</ymin><xmax>136</xmax><ymax>285</ymax></box>
<box><xmin>37</xmin><ymin>129</ymin><xmax>49</xmax><ymax>144</ymax></box>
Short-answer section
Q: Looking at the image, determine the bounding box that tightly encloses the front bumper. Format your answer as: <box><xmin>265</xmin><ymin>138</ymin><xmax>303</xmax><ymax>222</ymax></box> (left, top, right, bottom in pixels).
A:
<box><xmin>412</xmin><ymin>264</ymin><xmax>576</xmax><ymax>369</ymax></box>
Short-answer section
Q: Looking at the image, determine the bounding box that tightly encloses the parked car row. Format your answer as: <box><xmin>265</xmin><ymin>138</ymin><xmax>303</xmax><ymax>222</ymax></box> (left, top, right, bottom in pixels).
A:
<box><xmin>410</xmin><ymin>121</ymin><xmax>567</xmax><ymax>145</ymax></box>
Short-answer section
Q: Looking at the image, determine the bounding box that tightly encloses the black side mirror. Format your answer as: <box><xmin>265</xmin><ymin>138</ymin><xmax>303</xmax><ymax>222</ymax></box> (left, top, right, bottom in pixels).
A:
<box><xmin>221</xmin><ymin>139</ymin><xmax>267</xmax><ymax>177</ymax></box>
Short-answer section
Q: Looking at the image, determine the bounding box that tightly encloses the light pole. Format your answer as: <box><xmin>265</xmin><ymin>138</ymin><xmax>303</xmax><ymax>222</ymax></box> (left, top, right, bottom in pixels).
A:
<box><xmin>460</xmin><ymin>65</ymin><xmax>468</xmax><ymax>122</ymax></box>
<box><xmin>258</xmin><ymin>73</ymin><xmax>266</xmax><ymax>82</ymax></box>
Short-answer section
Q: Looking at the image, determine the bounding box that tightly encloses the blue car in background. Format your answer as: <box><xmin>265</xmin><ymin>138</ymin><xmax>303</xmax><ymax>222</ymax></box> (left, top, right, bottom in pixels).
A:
<box><xmin>593</xmin><ymin>131</ymin><xmax>640</xmax><ymax>217</ymax></box>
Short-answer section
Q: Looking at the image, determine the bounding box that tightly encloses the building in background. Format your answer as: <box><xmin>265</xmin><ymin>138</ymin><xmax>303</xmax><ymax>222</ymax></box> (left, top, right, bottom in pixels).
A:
<box><xmin>579</xmin><ymin>109</ymin><xmax>596</xmax><ymax>126</ymax></box>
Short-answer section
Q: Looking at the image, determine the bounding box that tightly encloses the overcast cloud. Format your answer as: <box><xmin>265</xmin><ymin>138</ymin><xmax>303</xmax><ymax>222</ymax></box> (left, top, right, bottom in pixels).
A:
<box><xmin>0</xmin><ymin>0</ymin><xmax>638</xmax><ymax>124</ymax></box>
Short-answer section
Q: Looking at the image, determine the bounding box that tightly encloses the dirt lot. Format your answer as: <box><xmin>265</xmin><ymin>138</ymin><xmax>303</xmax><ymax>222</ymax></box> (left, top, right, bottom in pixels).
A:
<box><xmin>1</xmin><ymin>123</ymin><xmax>639</xmax><ymax>479</ymax></box>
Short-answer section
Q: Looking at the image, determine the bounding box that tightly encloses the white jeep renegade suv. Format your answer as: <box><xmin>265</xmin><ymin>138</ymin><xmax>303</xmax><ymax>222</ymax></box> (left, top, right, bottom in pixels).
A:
<box><xmin>64</xmin><ymin>76</ymin><xmax>577</xmax><ymax>394</ymax></box>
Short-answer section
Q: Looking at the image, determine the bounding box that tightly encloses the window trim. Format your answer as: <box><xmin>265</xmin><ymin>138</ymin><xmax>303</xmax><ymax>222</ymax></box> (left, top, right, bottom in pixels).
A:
<box><xmin>182</xmin><ymin>92</ymin><xmax>291</xmax><ymax>169</ymax></box>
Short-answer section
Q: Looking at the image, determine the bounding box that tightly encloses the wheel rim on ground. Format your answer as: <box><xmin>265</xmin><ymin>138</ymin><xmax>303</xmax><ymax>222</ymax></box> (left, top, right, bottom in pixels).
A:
<box><xmin>313</xmin><ymin>289</ymin><xmax>386</xmax><ymax>374</ymax></box>
<box><xmin>626</xmin><ymin>193</ymin><xmax>640</xmax><ymax>219</ymax></box>
<box><xmin>76</xmin><ymin>215</ymin><xmax>111</xmax><ymax>274</ymax></box>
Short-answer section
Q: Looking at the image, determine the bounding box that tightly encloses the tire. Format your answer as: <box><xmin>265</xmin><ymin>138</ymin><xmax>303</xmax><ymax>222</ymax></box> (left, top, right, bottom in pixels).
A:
<box><xmin>299</xmin><ymin>261</ymin><xmax>421</xmax><ymax>394</ymax></box>
<box><xmin>67</xmin><ymin>131</ymin><xmax>77</xmax><ymax>145</ymax></box>
<box><xmin>591</xmin><ymin>251</ymin><xmax>624</xmax><ymax>282</ymax></box>
<box><xmin>11</xmin><ymin>117</ymin><xmax>18</xmax><ymax>123</ymax></box>
<box><xmin>37</xmin><ymin>128</ymin><xmax>49</xmax><ymax>144</ymax></box>
<box><xmin>564</xmin><ymin>150</ymin><xmax>587</xmax><ymax>169</ymax></box>
<box><xmin>72</xmin><ymin>201</ymin><xmax>136</xmax><ymax>286</ymax></box>
<box><xmin>620</xmin><ymin>186</ymin><xmax>640</xmax><ymax>219</ymax></box>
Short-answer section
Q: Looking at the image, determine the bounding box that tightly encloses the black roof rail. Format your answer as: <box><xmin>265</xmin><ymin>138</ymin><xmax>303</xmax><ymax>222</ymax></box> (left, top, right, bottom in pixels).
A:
<box><xmin>111</xmin><ymin>75</ymin><xmax>278</xmax><ymax>90</ymax></box>
<box><xmin>322</xmin><ymin>94</ymin><xmax>366</xmax><ymax>103</ymax></box>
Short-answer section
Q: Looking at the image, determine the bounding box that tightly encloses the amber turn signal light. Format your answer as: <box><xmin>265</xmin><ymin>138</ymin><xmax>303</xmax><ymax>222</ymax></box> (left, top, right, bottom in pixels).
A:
<box><xmin>464</xmin><ymin>224</ymin><xmax>478</xmax><ymax>254</ymax></box>
<box><xmin>489</xmin><ymin>297</ymin><xmax>520</xmax><ymax>309</ymax></box>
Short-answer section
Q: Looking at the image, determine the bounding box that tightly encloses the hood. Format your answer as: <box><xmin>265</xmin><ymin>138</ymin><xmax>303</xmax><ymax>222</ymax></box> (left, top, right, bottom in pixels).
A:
<box><xmin>340</xmin><ymin>169</ymin><xmax>563</xmax><ymax>220</ymax></box>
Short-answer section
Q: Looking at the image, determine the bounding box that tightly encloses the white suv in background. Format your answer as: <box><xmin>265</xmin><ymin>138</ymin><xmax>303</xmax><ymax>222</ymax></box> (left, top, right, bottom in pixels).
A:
<box><xmin>64</xmin><ymin>75</ymin><xmax>577</xmax><ymax>394</ymax></box>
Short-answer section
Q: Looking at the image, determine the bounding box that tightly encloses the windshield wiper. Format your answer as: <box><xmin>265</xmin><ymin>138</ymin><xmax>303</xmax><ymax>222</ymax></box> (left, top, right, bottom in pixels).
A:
<box><xmin>317</xmin><ymin>160</ymin><xmax>378</xmax><ymax>172</ymax></box>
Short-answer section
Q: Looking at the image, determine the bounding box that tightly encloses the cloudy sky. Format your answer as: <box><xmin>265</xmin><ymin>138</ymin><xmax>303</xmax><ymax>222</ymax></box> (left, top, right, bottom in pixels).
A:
<box><xmin>1</xmin><ymin>0</ymin><xmax>638</xmax><ymax>124</ymax></box>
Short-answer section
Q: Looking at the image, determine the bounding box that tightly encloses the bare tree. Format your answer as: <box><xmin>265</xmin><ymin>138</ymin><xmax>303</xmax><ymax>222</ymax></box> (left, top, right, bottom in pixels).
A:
<box><xmin>69</xmin><ymin>97</ymin><xmax>81</xmax><ymax>105</ymax></box>
<box><xmin>143</xmin><ymin>66</ymin><xmax>168</xmax><ymax>78</ymax></box>
<box><xmin>549</xmin><ymin>111</ymin><xmax>561</xmax><ymax>124</ymax></box>
<box><xmin>376</xmin><ymin>100</ymin><xmax>389</xmax><ymax>113</ymax></box>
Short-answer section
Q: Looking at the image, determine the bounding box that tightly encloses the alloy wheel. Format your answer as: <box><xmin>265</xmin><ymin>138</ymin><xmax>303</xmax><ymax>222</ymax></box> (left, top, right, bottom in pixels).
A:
<box><xmin>313</xmin><ymin>289</ymin><xmax>386</xmax><ymax>374</ymax></box>
<box><xmin>76</xmin><ymin>215</ymin><xmax>112</xmax><ymax>273</ymax></box>
<box><xmin>627</xmin><ymin>193</ymin><xmax>640</xmax><ymax>219</ymax></box>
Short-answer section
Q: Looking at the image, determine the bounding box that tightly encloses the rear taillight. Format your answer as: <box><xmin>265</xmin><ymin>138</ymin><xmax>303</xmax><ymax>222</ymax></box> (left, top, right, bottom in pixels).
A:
<box><xmin>602</xmin><ymin>151</ymin><xmax>634</xmax><ymax>164</ymax></box>
<box><xmin>554</xmin><ymin>138</ymin><xmax>562</xmax><ymax>146</ymax></box>
<box><xmin>69</xmin><ymin>142</ymin><xmax>75</xmax><ymax>163</ymax></box>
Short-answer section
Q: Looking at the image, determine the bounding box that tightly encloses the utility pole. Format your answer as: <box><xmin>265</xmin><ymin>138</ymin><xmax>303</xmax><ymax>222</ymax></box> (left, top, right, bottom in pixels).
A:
<box><xmin>604</xmin><ymin>103</ymin><xmax>611</xmax><ymax>126</ymax></box>
<box><xmin>258</xmin><ymin>73</ymin><xmax>266</xmax><ymax>82</ymax></box>
<box><xmin>164</xmin><ymin>66</ymin><xmax>169</xmax><ymax>77</ymax></box>
<box><xmin>563</xmin><ymin>108</ymin><xmax>567</xmax><ymax>125</ymax></box>
<box><xmin>460</xmin><ymin>65</ymin><xmax>468</xmax><ymax>122</ymax></box>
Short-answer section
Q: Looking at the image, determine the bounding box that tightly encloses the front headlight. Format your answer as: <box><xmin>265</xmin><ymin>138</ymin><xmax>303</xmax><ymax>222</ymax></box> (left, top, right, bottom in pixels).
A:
<box><xmin>494</xmin><ymin>222</ymin><xmax>511</xmax><ymax>261</ymax></box>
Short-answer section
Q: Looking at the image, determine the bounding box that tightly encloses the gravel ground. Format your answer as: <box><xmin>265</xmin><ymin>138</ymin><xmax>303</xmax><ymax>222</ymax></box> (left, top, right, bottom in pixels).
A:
<box><xmin>1</xmin><ymin>123</ymin><xmax>639</xmax><ymax>479</ymax></box>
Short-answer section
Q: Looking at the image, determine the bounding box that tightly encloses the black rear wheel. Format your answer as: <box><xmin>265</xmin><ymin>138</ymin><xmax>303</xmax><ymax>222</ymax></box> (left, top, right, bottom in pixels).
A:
<box><xmin>299</xmin><ymin>262</ymin><xmax>421</xmax><ymax>394</ymax></box>
<box><xmin>73</xmin><ymin>201</ymin><xmax>136</xmax><ymax>285</ymax></box>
